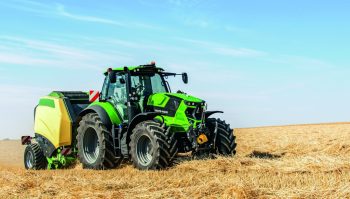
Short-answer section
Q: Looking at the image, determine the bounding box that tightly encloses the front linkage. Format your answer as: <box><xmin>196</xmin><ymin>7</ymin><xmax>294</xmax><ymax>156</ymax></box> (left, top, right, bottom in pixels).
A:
<box><xmin>186</xmin><ymin>120</ymin><xmax>219</xmax><ymax>158</ymax></box>
<box><xmin>185</xmin><ymin>105</ymin><xmax>219</xmax><ymax>157</ymax></box>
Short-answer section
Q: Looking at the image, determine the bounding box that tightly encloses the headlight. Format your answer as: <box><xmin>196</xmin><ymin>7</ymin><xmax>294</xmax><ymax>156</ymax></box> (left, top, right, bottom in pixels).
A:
<box><xmin>185</xmin><ymin>101</ymin><xmax>197</xmax><ymax>106</ymax></box>
<box><xmin>185</xmin><ymin>101</ymin><xmax>206</xmax><ymax>107</ymax></box>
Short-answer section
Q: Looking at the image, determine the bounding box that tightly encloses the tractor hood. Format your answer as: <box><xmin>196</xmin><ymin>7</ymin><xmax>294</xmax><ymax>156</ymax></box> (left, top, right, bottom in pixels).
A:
<box><xmin>147</xmin><ymin>92</ymin><xmax>204</xmax><ymax>108</ymax></box>
<box><xmin>146</xmin><ymin>92</ymin><xmax>206</xmax><ymax>129</ymax></box>
<box><xmin>147</xmin><ymin>92</ymin><xmax>205</xmax><ymax>118</ymax></box>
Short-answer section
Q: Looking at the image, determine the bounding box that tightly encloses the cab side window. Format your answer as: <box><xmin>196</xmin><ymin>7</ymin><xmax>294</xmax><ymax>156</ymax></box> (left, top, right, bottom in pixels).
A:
<box><xmin>112</xmin><ymin>75</ymin><xmax>127</xmax><ymax>104</ymax></box>
<box><xmin>100</xmin><ymin>74</ymin><xmax>126</xmax><ymax>101</ymax></box>
<box><xmin>108</xmin><ymin>73</ymin><xmax>128</xmax><ymax>121</ymax></box>
<box><xmin>101</xmin><ymin>76</ymin><xmax>109</xmax><ymax>100</ymax></box>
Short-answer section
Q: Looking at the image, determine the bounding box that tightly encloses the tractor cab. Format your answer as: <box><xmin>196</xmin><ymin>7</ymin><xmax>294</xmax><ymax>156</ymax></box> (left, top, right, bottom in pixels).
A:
<box><xmin>100</xmin><ymin>63</ymin><xmax>187</xmax><ymax>123</ymax></box>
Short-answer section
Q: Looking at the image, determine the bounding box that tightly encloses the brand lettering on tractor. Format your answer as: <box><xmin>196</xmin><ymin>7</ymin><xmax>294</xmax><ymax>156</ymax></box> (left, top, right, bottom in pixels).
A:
<box><xmin>89</xmin><ymin>90</ymin><xmax>100</xmax><ymax>102</ymax></box>
<box><xmin>154</xmin><ymin>108</ymin><xmax>169</xmax><ymax>114</ymax></box>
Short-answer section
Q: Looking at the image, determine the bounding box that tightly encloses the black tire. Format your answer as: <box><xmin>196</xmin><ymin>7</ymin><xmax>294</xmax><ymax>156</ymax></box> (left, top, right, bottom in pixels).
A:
<box><xmin>130</xmin><ymin>120</ymin><xmax>178</xmax><ymax>170</ymax></box>
<box><xmin>207</xmin><ymin>118</ymin><xmax>237</xmax><ymax>156</ymax></box>
<box><xmin>24</xmin><ymin>143</ymin><xmax>47</xmax><ymax>170</ymax></box>
<box><xmin>77</xmin><ymin>113</ymin><xmax>121</xmax><ymax>170</ymax></box>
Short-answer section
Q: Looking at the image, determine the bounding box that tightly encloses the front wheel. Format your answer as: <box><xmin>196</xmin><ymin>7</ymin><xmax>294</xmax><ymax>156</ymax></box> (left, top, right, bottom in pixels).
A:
<box><xmin>24</xmin><ymin>143</ymin><xmax>47</xmax><ymax>170</ymax></box>
<box><xmin>130</xmin><ymin>121</ymin><xmax>178</xmax><ymax>170</ymax></box>
<box><xmin>207</xmin><ymin>118</ymin><xmax>237</xmax><ymax>156</ymax></box>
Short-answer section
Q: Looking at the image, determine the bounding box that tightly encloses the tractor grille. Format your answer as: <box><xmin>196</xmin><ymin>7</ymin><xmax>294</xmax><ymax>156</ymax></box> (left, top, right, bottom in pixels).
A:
<box><xmin>186</xmin><ymin>105</ymin><xmax>204</xmax><ymax>120</ymax></box>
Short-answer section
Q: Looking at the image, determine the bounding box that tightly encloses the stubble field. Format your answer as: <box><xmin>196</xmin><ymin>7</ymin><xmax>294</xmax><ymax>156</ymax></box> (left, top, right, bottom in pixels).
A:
<box><xmin>0</xmin><ymin>123</ymin><xmax>349</xmax><ymax>198</ymax></box>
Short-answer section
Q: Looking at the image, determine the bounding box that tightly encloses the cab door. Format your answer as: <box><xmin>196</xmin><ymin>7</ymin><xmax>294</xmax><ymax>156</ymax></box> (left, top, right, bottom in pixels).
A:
<box><xmin>101</xmin><ymin>73</ymin><xmax>128</xmax><ymax>121</ymax></box>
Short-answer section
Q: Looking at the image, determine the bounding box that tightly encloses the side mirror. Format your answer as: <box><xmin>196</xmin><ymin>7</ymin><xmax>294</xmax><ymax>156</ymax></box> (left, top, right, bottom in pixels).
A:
<box><xmin>109</xmin><ymin>71</ymin><xmax>116</xmax><ymax>83</ymax></box>
<box><xmin>182</xmin><ymin>73</ymin><xmax>188</xmax><ymax>84</ymax></box>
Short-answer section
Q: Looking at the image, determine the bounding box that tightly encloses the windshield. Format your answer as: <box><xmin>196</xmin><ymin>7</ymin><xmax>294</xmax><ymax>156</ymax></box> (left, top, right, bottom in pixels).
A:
<box><xmin>131</xmin><ymin>73</ymin><xmax>167</xmax><ymax>96</ymax></box>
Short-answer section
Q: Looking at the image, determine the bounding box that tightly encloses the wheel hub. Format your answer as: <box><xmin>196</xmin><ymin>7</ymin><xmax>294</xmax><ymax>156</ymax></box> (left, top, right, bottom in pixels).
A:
<box><xmin>136</xmin><ymin>135</ymin><xmax>154</xmax><ymax>166</ymax></box>
<box><xmin>25</xmin><ymin>150</ymin><xmax>34</xmax><ymax>169</ymax></box>
<box><xmin>83</xmin><ymin>127</ymin><xmax>100</xmax><ymax>164</ymax></box>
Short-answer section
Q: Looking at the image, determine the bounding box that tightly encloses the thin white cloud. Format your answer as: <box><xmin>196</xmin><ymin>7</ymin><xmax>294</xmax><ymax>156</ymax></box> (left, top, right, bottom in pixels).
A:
<box><xmin>177</xmin><ymin>38</ymin><xmax>267</xmax><ymax>58</ymax></box>
<box><xmin>267</xmin><ymin>55</ymin><xmax>334</xmax><ymax>69</ymax></box>
<box><xmin>0</xmin><ymin>53</ymin><xmax>52</xmax><ymax>65</ymax></box>
<box><xmin>0</xmin><ymin>0</ymin><xmax>52</xmax><ymax>14</ymax></box>
<box><xmin>0</xmin><ymin>36</ymin><xmax>134</xmax><ymax>69</ymax></box>
<box><xmin>99</xmin><ymin>38</ymin><xmax>183</xmax><ymax>52</ymax></box>
<box><xmin>224</xmin><ymin>25</ymin><xmax>252</xmax><ymax>34</ymax></box>
<box><xmin>14</xmin><ymin>0</ymin><xmax>47</xmax><ymax>7</ymax></box>
<box><xmin>56</xmin><ymin>4</ymin><xmax>125</xmax><ymax>27</ymax></box>
<box><xmin>192</xmin><ymin>91</ymin><xmax>269</xmax><ymax>101</ymax></box>
<box><xmin>213</xmin><ymin>47</ymin><xmax>266</xmax><ymax>57</ymax></box>
<box><xmin>0</xmin><ymin>36</ymin><xmax>91</xmax><ymax>59</ymax></box>
<box><xmin>167</xmin><ymin>0</ymin><xmax>201</xmax><ymax>7</ymax></box>
<box><xmin>0</xmin><ymin>1</ymin><xmax>160</xmax><ymax>30</ymax></box>
<box><xmin>0</xmin><ymin>84</ymin><xmax>50</xmax><ymax>98</ymax></box>
<box><xmin>184</xmin><ymin>19</ymin><xmax>210</xmax><ymax>28</ymax></box>
<box><xmin>102</xmin><ymin>39</ymin><xmax>163</xmax><ymax>50</ymax></box>
<box><xmin>71</xmin><ymin>36</ymin><xmax>196</xmax><ymax>56</ymax></box>
<box><xmin>177</xmin><ymin>37</ymin><xmax>333</xmax><ymax>69</ymax></box>
<box><xmin>256</xmin><ymin>83</ymin><xmax>306</xmax><ymax>96</ymax></box>
<box><xmin>55</xmin><ymin>4</ymin><xmax>161</xmax><ymax>30</ymax></box>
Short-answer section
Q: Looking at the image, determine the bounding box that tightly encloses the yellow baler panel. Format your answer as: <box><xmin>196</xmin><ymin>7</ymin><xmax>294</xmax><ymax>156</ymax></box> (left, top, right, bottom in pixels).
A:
<box><xmin>34</xmin><ymin>97</ymin><xmax>72</xmax><ymax>148</ymax></box>
<box><xmin>58</xmin><ymin>99</ymin><xmax>72</xmax><ymax>146</ymax></box>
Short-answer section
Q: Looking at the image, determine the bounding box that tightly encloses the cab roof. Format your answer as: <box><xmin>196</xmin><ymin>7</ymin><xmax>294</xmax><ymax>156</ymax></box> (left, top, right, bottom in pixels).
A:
<box><xmin>104</xmin><ymin>63</ymin><xmax>164</xmax><ymax>75</ymax></box>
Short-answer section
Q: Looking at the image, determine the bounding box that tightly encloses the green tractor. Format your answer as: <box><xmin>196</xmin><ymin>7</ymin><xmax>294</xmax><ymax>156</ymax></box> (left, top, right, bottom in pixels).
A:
<box><xmin>22</xmin><ymin>63</ymin><xmax>236</xmax><ymax>170</ymax></box>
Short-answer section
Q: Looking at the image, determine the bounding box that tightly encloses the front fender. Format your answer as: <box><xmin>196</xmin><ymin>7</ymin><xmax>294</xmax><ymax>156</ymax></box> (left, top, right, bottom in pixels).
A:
<box><xmin>127</xmin><ymin>112</ymin><xmax>162</xmax><ymax>135</ymax></box>
<box><xmin>205</xmin><ymin>111</ymin><xmax>224</xmax><ymax>119</ymax></box>
<box><xmin>122</xmin><ymin>112</ymin><xmax>162</xmax><ymax>156</ymax></box>
<box><xmin>79</xmin><ymin>105</ymin><xmax>112</xmax><ymax>128</ymax></box>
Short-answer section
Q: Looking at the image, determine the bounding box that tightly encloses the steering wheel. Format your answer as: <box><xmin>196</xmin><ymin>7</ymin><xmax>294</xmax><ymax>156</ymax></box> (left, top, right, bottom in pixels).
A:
<box><xmin>134</xmin><ymin>83</ymin><xmax>144</xmax><ymax>95</ymax></box>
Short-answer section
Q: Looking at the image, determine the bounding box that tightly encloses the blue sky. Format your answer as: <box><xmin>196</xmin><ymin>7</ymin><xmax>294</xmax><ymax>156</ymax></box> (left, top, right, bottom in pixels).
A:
<box><xmin>0</xmin><ymin>0</ymin><xmax>349</xmax><ymax>139</ymax></box>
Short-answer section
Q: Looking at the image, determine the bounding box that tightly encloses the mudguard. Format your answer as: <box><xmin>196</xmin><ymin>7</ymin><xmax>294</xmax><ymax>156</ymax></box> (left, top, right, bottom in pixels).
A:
<box><xmin>79</xmin><ymin>105</ymin><xmax>113</xmax><ymax>128</ymax></box>
<box><xmin>35</xmin><ymin>133</ymin><xmax>56</xmax><ymax>157</ymax></box>
<box><xmin>205</xmin><ymin>111</ymin><xmax>224</xmax><ymax>119</ymax></box>
<box><xmin>127</xmin><ymin>112</ymin><xmax>162</xmax><ymax>136</ymax></box>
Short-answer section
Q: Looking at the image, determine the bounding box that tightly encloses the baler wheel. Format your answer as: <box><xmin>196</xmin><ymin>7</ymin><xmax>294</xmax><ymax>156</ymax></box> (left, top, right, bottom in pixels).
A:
<box><xmin>24</xmin><ymin>143</ymin><xmax>47</xmax><ymax>170</ymax></box>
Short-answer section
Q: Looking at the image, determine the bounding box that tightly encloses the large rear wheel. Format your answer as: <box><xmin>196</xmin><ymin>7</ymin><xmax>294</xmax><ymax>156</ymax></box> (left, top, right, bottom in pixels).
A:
<box><xmin>130</xmin><ymin>121</ymin><xmax>178</xmax><ymax>170</ymax></box>
<box><xmin>77</xmin><ymin>113</ymin><xmax>121</xmax><ymax>169</ymax></box>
